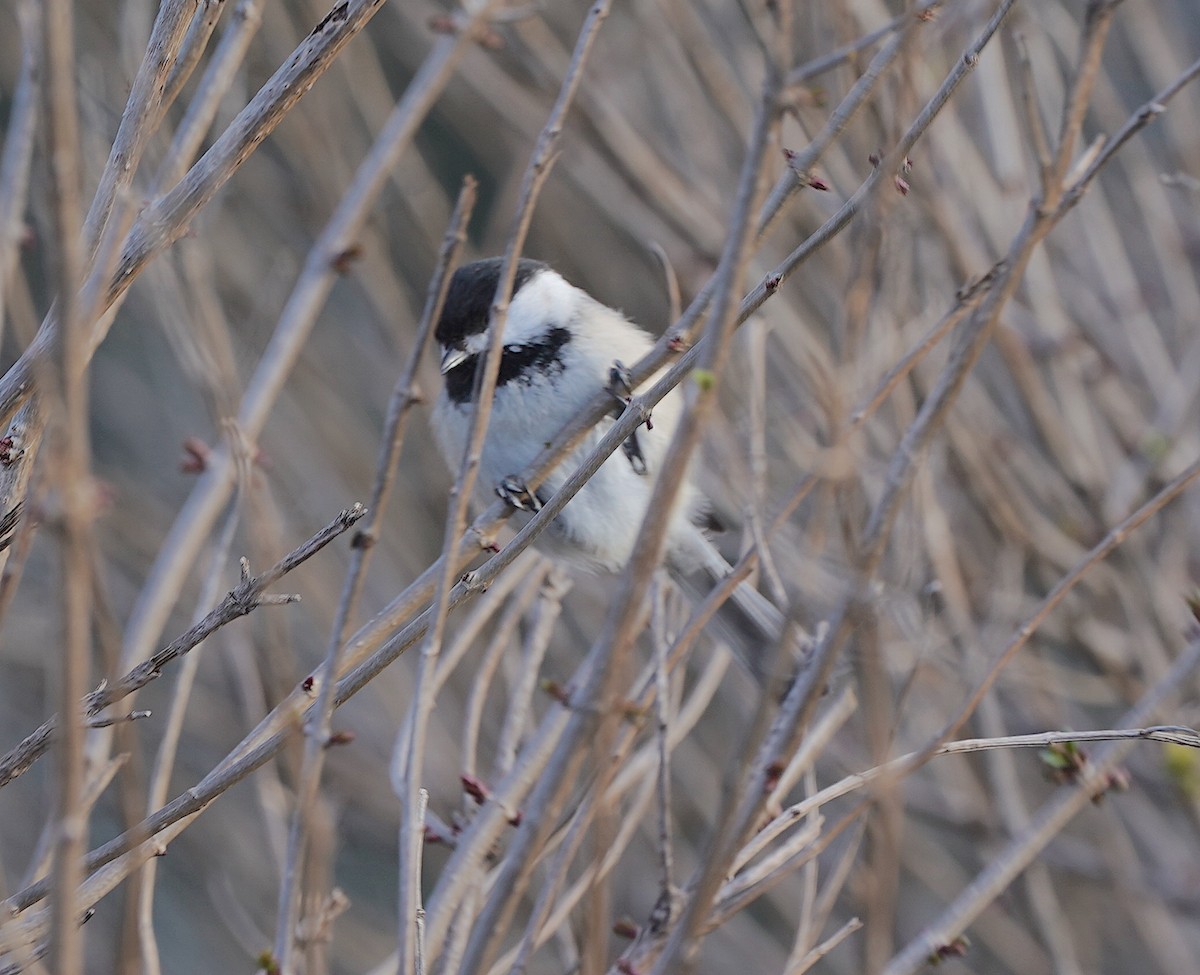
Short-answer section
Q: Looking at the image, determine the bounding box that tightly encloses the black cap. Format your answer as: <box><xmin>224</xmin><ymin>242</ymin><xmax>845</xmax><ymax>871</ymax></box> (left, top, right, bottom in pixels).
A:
<box><xmin>435</xmin><ymin>257</ymin><xmax>549</xmax><ymax>348</ymax></box>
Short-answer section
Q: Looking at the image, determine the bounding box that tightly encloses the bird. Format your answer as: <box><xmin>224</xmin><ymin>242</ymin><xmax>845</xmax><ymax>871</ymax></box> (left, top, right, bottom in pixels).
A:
<box><xmin>430</xmin><ymin>257</ymin><xmax>785</xmax><ymax>665</ymax></box>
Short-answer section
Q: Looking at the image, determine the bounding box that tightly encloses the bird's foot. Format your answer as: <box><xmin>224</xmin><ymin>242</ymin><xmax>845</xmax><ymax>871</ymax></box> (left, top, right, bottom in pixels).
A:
<box><xmin>621</xmin><ymin>429</ymin><xmax>648</xmax><ymax>475</ymax></box>
<box><xmin>496</xmin><ymin>475</ymin><xmax>543</xmax><ymax>512</ymax></box>
<box><xmin>609</xmin><ymin>360</ymin><xmax>652</xmax><ymax>476</ymax></box>
<box><xmin>608</xmin><ymin>360</ymin><xmax>635</xmax><ymax>409</ymax></box>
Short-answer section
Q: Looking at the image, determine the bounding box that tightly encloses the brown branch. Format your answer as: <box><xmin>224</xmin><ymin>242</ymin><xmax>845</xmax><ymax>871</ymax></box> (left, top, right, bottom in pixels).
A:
<box><xmin>880</xmin><ymin>638</ymin><xmax>1200</xmax><ymax>975</ymax></box>
<box><xmin>0</xmin><ymin>504</ymin><xmax>365</xmax><ymax>792</ymax></box>
<box><xmin>272</xmin><ymin>170</ymin><xmax>478</xmax><ymax>971</ymax></box>
<box><xmin>402</xmin><ymin>5</ymin><xmax>616</xmax><ymax>974</ymax></box>
<box><xmin>40</xmin><ymin>0</ymin><xmax>89</xmax><ymax>965</ymax></box>
<box><xmin>0</xmin><ymin>0</ymin><xmax>393</xmax><ymax>430</ymax></box>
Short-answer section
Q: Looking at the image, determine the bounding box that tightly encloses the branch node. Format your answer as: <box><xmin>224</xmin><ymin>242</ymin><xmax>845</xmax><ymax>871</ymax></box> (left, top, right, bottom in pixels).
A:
<box><xmin>257</xmin><ymin>593</ymin><xmax>301</xmax><ymax>606</ymax></box>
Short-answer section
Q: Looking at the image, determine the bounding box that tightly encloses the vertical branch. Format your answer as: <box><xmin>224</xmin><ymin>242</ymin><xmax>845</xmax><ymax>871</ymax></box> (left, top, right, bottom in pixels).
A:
<box><xmin>397</xmin><ymin>5</ymin><xmax>613</xmax><ymax>975</ymax></box>
<box><xmin>272</xmin><ymin>176</ymin><xmax>477</xmax><ymax>973</ymax></box>
<box><xmin>413</xmin><ymin>789</ymin><xmax>429</xmax><ymax>975</ymax></box>
<box><xmin>0</xmin><ymin>0</ymin><xmax>41</xmax><ymax>349</ymax></box>
<box><xmin>136</xmin><ymin>502</ymin><xmax>244</xmax><ymax>975</ymax></box>
<box><xmin>115</xmin><ymin>6</ymin><xmax>486</xmax><ymax>708</ymax></box>
<box><xmin>650</xmin><ymin>581</ymin><xmax>676</xmax><ymax>916</ymax></box>
<box><xmin>40</xmin><ymin>0</ymin><xmax>89</xmax><ymax>971</ymax></box>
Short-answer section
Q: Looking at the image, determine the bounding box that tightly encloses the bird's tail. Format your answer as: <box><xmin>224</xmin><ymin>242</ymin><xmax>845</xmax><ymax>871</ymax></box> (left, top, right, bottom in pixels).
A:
<box><xmin>669</xmin><ymin>530</ymin><xmax>790</xmax><ymax>679</ymax></box>
<box><xmin>693</xmin><ymin>536</ymin><xmax>784</xmax><ymax>638</ymax></box>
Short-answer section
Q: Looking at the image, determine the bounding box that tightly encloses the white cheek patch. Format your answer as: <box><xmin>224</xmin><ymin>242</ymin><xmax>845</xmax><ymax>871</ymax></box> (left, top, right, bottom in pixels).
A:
<box><xmin>504</xmin><ymin>271</ymin><xmax>579</xmax><ymax>346</ymax></box>
<box><xmin>464</xmin><ymin>330</ymin><xmax>492</xmax><ymax>358</ymax></box>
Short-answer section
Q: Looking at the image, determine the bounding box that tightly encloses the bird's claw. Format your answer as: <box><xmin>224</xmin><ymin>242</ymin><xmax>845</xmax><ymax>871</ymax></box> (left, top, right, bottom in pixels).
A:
<box><xmin>608</xmin><ymin>360</ymin><xmax>635</xmax><ymax>405</ymax></box>
<box><xmin>496</xmin><ymin>475</ymin><xmax>542</xmax><ymax>512</ymax></box>
<box><xmin>622</xmin><ymin>430</ymin><xmax>648</xmax><ymax>475</ymax></box>
<box><xmin>609</xmin><ymin>360</ymin><xmax>651</xmax><ymax>475</ymax></box>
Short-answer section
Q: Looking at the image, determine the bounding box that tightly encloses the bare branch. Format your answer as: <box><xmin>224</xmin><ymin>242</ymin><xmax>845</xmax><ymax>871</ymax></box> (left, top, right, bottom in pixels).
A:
<box><xmin>402</xmin><ymin>6</ymin><xmax>616</xmax><ymax>974</ymax></box>
<box><xmin>272</xmin><ymin>170</ymin><xmax>478</xmax><ymax>971</ymax></box>
<box><xmin>0</xmin><ymin>504</ymin><xmax>365</xmax><ymax>791</ymax></box>
<box><xmin>880</xmin><ymin>638</ymin><xmax>1200</xmax><ymax>975</ymax></box>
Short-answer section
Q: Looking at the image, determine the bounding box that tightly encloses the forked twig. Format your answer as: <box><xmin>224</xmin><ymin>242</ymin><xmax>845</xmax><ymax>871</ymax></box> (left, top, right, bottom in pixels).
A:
<box><xmin>0</xmin><ymin>505</ymin><xmax>365</xmax><ymax>791</ymax></box>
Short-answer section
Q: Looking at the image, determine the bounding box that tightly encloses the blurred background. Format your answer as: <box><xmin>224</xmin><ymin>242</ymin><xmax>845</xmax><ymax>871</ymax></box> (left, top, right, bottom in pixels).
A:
<box><xmin>1</xmin><ymin>0</ymin><xmax>1200</xmax><ymax>972</ymax></box>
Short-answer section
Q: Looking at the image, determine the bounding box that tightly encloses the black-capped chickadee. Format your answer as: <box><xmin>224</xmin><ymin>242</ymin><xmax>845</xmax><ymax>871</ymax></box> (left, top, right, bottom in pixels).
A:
<box><xmin>431</xmin><ymin>258</ymin><xmax>783</xmax><ymax>656</ymax></box>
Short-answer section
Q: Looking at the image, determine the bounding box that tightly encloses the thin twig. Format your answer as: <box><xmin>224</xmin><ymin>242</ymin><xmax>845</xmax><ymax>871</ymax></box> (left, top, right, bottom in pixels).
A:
<box><xmin>784</xmin><ymin>916</ymin><xmax>863</xmax><ymax>975</ymax></box>
<box><xmin>271</xmin><ymin>174</ymin><xmax>478</xmax><ymax>974</ymax></box>
<box><xmin>40</xmin><ymin>0</ymin><xmax>89</xmax><ymax>965</ymax></box>
<box><xmin>976</xmin><ymin>695</ymin><xmax>1084</xmax><ymax>975</ymax></box>
<box><xmin>401</xmin><ymin>6</ymin><xmax>613</xmax><ymax>974</ymax></box>
<box><xmin>506</xmin><ymin>793</ymin><xmax>596</xmax><ymax>975</ymax></box>
<box><xmin>784</xmin><ymin>0</ymin><xmax>944</xmax><ymax>86</ymax></box>
<box><xmin>457</xmin><ymin>567</ymin><xmax>546</xmax><ymax>785</ymax></box>
<box><xmin>136</xmin><ymin>500</ymin><xmax>244</xmax><ymax>975</ymax></box>
<box><xmin>880</xmin><ymin>638</ymin><xmax>1200</xmax><ymax>975</ymax></box>
<box><xmin>1046</xmin><ymin>0</ymin><xmax>1120</xmax><ymax>205</ymax></box>
<box><xmin>741</xmin><ymin>720</ymin><xmax>1200</xmax><ymax>878</ymax></box>
<box><xmin>0</xmin><ymin>1</ymin><xmax>40</xmax><ymax>350</ymax></box>
<box><xmin>650</xmin><ymin>582</ymin><xmax>676</xmax><ymax>919</ymax></box>
<box><xmin>1013</xmin><ymin>31</ymin><xmax>1055</xmax><ymax>196</ymax></box>
<box><xmin>491</xmin><ymin>568</ymin><xmax>569</xmax><ymax>780</ymax></box>
<box><xmin>0</xmin><ymin>504</ymin><xmax>365</xmax><ymax>790</ymax></box>
<box><xmin>414</xmin><ymin>789</ymin><xmax>429</xmax><ymax>975</ymax></box>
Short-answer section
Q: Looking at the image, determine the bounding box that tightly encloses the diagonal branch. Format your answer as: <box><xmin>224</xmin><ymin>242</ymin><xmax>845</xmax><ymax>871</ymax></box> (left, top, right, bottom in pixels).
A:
<box><xmin>0</xmin><ymin>503</ymin><xmax>365</xmax><ymax>792</ymax></box>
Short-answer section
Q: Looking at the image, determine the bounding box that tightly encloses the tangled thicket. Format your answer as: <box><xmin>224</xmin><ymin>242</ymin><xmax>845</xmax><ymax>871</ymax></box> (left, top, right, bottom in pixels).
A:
<box><xmin>0</xmin><ymin>1</ymin><xmax>1199</xmax><ymax>974</ymax></box>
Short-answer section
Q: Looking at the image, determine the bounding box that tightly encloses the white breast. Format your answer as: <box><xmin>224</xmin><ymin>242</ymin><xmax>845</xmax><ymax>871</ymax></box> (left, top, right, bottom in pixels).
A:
<box><xmin>432</xmin><ymin>277</ymin><xmax>702</xmax><ymax>571</ymax></box>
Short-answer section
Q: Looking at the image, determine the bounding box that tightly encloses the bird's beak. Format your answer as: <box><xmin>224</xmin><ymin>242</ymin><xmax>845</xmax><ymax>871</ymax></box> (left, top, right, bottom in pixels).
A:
<box><xmin>440</xmin><ymin>346</ymin><xmax>470</xmax><ymax>375</ymax></box>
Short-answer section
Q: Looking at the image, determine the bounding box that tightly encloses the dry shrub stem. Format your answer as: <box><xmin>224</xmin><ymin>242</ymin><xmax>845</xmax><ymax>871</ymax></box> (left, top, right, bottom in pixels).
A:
<box><xmin>273</xmin><ymin>168</ymin><xmax>477</xmax><ymax>972</ymax></box>
<box><xmin>402</xmin><ymin>6</ymin><xmax>614</xmax><ymax>974</ymax></box>
<box><xmin>881</xmin><ymin>638</ymin><xmax>1200</xmax><ymax>975</ymax></box>
<box><xmin>0</xmin><ymin>504</ymin><xmax>366</xmax><ymax>792</ymax></box>
<box><xmin>135</xmin><ymin>501</ymin><xmax>245</xmax><ymax>975</ymax></box>
<box><xmin>1</xmin><ymin>0</ymin><xmax>1198</xmax><ymax>970</ymax></box>
<box><xmin>39</xmin><ymin>0</ymin><xmax>89</xmax><ymax>969</ymax></box>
